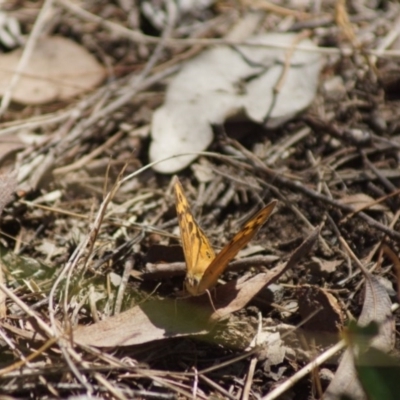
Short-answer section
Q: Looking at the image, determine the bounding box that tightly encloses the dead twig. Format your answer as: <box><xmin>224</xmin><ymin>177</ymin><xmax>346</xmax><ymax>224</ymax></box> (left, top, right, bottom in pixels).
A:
<box><xmin>226</xmin><ymin>137</ymin><xmax>400</xmax><ymax>240</ymax></box>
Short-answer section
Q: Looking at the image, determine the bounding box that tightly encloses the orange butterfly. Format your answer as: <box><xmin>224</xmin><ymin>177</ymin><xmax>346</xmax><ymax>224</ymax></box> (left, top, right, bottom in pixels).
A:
<box><xmin>174</xmin><ymin>178</ymin><xmax>277</xmax><ymax>296</ymax></box>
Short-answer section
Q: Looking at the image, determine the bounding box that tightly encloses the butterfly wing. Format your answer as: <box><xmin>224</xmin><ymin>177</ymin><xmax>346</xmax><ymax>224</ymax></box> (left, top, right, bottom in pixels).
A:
<box><xmin>195</xmin><ymin>200</ymin><xmax>277</xmax><ymax>295</ymax></box>
<box><xmin>174</xmin><ymin>178</ymin><xmax>216</xmax><ymax>295</ymax></box>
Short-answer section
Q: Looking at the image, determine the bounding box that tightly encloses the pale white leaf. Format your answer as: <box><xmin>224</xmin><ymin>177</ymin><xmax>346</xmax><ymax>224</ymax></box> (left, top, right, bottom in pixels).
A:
<box><xmin>150</xmin><ymin>33</ymin><xmax>321</xmax><ymax>173</ymax></box>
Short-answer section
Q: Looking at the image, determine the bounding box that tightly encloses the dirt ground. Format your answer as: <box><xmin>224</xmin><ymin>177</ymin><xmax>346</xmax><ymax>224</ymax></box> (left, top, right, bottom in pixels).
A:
<box><xmin>1</xmin><ymin>1</ymin><xmax>400</xmax><ymax>399</ymax></box>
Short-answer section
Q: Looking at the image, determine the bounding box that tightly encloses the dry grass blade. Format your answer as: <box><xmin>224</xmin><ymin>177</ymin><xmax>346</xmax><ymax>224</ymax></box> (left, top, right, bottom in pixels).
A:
<box><xmin>0</xmin><ymin>337</ymin><xmax>58</xmax><ymax>376</ymax></box>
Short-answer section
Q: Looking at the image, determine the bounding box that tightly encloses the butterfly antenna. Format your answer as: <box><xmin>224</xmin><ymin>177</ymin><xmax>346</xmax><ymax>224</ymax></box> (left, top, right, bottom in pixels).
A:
<box><xmin>205</xmin><ymin>289</ymin><xmax>217</xmax><ymax>313</ymax></box>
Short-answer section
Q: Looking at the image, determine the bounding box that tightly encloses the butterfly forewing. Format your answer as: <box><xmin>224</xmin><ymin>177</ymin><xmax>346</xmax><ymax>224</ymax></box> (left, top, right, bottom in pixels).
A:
<box><xmin>196</xmin><ymin>200</ymin><xmax>277</xmax><ymax>295</ymax></box>
<box><xmin>174</xmin><ymin>179</ymin><xmax>216</xmax><ymax>289</ymax></box>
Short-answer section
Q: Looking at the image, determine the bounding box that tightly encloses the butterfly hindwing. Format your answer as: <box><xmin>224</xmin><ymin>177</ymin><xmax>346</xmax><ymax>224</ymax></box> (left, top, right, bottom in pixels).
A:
<box><xmin>196</xmin><ymin>200</ymin><xmax>277</xmax><ymax>295</ymax></box>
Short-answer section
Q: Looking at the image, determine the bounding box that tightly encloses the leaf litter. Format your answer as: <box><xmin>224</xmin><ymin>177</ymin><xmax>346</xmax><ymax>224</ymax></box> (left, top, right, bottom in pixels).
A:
<box><xmin>74</xmin><ymin>227</ymin><xmax>318</xmax><ymax>347</ymax></box>
<box><xmin>0</xmin><ymin>36</ymin><xmax>105</xmax><ymax>105</ymax></box>
<box><xmin>150</xmin><ymin>32</ymin><xmax>321</xmax><ymax>173</ymax></box>
<box><xmin>0</xmin><ymin>1</ymin><xmax>400</xmax><ymax>399</ymax></box>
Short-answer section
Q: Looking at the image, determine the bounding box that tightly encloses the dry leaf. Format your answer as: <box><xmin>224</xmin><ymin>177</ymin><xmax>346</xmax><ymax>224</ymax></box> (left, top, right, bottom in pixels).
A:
<box><xmin>0</xmin><ymin>134</ymin><xmax>25</xmax><ymax>166</ymax></box>
<box><xmin>0</xmin><ymin>36</ymin><xmax>105</xmax><ymax>105</ymax></box>
<box><xmin>252</xmin><ymin>330</ymin><xmax>286</xmax><ymax>372</ymax></box>
<box><xmin>74</xmin><ymin>228</ymin><xmax>319</xmax><ymax>347</ymax></box>
<box><xmin>74</xmin><ymin>297</ymin><xmax>212</xmax><ymax>347</ymax></box>
<box><xmin>211</xmin><ymin>227</ymin><xmax>319</xmax><ymax>321</ymax></box>
<box><xmin>297</xmin><ymin>285</ymin><xmax>344</xmax><ymax>333</ymax></box>
<box><xmin>340</xmin><ymin>193</ymin><xmax>388</xmax><ymax>211</ymax></box>
<box><xmin>307</xmin><ymin>257</ymin><xmax>342</xmax><ymax>276</ymax></box>
<box><xmin>0</xmin><ymin>170</ymin><xmax>17</xmax><ymax>216</ymax></box>
<box><xmin>74</xmin><ymin>270</ymin><xmax>285</xmax><ymax>347</ymax></box>
<box><xmin>150</xmin><ymin>33</ymin><xmax>321</xmax><ymax>173</ymax></box>
<box><xmin>324</xmin><ymin>274</ymin><xmax>394</xmax><ymax>400</ymax></box>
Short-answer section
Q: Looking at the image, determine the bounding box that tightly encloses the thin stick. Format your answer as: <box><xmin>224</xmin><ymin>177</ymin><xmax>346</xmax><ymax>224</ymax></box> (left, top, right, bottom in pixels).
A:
<box><xmin>261</xmin><ymin>340</ymin><xmax>346</xmax><ymax>400</ymax></box>
<box><xmin>242</xmin><ymin>356</ymin><xmax>257</xmax><ymax>400</ymax></box>
<box><xmin>114</xmin><ymin>258</ymin><xmax>135</xmax><ymax>315</ymax></box>
<box><xmin>0</xmin><ymin>283</ymin><xmax>54</xmax><ymax>338</ymax></box>
<box><xmin>227</xmin><ymin>137</ymin><xmax>400</xmax><ymax>240</ymax></box>
<box><xmin>54</xmin><ymin>0</ymin><xmax>400</xmax><ymax>58</ymax></box>
<box><xmin>53</xmin><ymin>130</ymin><xmax>124</xmax><ymax>175</ymax></box>
<box><xmin>0</xmin><ymin>337</ymin><xmax>58</xmax><ymax>376</ymax></box>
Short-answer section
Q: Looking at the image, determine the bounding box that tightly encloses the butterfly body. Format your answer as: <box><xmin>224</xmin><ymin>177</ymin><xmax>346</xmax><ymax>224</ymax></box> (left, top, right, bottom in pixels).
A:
<box><xmin>174</xmin><ymin>178</ymin><xmax>277</xmax><ymax>296</ymax></box>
